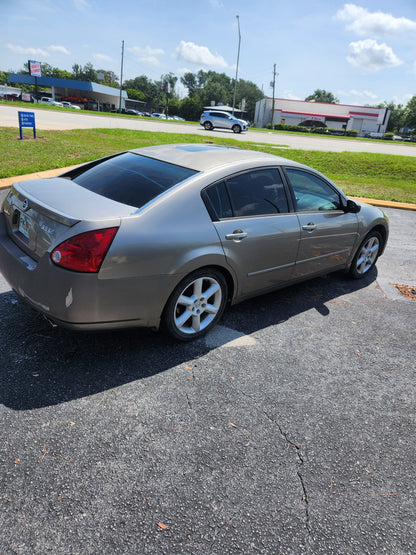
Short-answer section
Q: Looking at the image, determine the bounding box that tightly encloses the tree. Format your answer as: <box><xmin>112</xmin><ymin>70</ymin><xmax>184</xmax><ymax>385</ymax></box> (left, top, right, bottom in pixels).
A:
<box><xmin>378</xmin><ymin>101</ymin><xmax>405</xmax><ymax>133</ymax></box>
<box><xmin>305</xmin><ymin>89</ymin><xmax>339</xmax><ymax>104</ymax></box>
<box><xmin>404</xmin><ymin>95</ymin><xmax>416</xmax><ymax>130</ymax></box>
<box><xmin>234</xmin><ymin>78</ymin><xmax>263</xmax><ymax>121</ymax></box>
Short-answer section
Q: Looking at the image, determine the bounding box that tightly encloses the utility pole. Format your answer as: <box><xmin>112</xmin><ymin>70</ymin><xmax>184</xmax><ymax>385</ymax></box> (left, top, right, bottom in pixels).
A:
<box><xmin>271</xmin><ymin>63</ymin><xmax>276</xmax><ymax>127</ymax></box>
<box><xmin>119</xmin><ymin>40</ymin><xmax>124</xmax><ymax>113</ymax></box>
<box><xmin>232</xmin><ymin>15</ymin><xmax>241</xmax><ymax>115</ymax></box>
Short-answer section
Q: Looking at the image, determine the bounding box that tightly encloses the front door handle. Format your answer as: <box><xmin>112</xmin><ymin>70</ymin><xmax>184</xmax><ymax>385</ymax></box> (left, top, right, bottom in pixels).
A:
<box><xmin>225</xmin><ymin>229</ymin><xmax>248</xmax><ymax>241</ymax></box>
<box><xmin>302</xmin><ymin>222</ymin><xmax>317</xmax><ymax>231</ymax></box>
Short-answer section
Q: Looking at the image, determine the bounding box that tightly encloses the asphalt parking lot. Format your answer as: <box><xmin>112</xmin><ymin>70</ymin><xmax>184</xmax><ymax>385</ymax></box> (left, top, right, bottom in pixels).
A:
<box><xmin>0</xmin><ymin>207</ymin><xmax>415</xmax><ymax>554</ymax></box>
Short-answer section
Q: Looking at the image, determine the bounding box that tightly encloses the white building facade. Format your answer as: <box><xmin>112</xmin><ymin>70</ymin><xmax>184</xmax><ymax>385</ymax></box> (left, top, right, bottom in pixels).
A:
<box><xmin>255</xmin><ymin>97</ymin><xmax>390</xmax><ymax>136</ymax></box>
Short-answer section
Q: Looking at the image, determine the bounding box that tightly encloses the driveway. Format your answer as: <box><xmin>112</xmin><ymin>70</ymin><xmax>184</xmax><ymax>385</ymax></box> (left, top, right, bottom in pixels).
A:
<box><xmin>1</xmin><ymin>104</ymin><xmax>416</xmax><ymax>156</ymax></box>
<box><xmin>0</xmin><ymin>207</ymin><xmax>415</xmax><ymax>554</ymax></box>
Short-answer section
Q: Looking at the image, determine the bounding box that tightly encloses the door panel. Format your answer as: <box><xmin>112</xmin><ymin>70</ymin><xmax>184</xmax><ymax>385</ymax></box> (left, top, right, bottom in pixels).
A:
<box><xmin>213</xmin><ymin>215</ymin><xmax>300</xmax><ymax>298</ymax></box>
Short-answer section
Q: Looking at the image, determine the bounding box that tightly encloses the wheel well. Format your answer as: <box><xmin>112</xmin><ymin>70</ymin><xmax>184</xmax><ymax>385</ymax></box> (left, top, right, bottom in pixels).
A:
<box><xmin>370</xmin><ymin>225</ymin><xmax>388</xmax><ymax>254</ymax></box>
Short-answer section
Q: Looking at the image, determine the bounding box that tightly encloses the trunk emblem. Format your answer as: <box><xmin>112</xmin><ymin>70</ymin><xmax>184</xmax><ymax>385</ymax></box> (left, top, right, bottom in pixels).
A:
<box><xmin>22</xmin><ymin>199</ymin><xmax>30</xmax><ymax>212</ymax></box>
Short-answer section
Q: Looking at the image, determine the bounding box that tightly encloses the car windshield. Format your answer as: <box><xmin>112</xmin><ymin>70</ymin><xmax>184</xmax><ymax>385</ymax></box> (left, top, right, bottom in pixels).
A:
<box><xmin>72</xmin><ymin>152</ymin><xmax>197</xmax><ymax>208</ymax></box>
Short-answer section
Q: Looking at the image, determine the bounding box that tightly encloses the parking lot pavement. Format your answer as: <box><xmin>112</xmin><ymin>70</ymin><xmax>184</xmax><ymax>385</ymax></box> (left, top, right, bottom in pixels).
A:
<box><xmin>0</xmin><ymin>209</ymin><xmax>415</xmax><ymax>553</ymax></box>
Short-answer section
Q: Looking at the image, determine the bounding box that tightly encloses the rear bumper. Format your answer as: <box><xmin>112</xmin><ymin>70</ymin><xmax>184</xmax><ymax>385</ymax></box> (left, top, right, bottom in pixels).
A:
<box><xmin>0</xmin><ymin>214</ymin><xmax>174</xmax><ymax>330</ymax></box>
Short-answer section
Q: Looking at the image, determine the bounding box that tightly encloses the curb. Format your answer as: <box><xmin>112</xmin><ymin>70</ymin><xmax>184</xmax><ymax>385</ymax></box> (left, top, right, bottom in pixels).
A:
<box><xmin>1</xmin><ymin>166</ymin><xmax>415</xmax><ymax>211</ymax></box>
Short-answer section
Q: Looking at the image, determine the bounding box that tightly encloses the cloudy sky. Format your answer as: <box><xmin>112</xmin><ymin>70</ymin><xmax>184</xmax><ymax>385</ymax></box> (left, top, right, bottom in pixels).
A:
<box><xmin>2</xmin><ymin>0</ymin><xmax>415</xmax><ymax>106</ymax></box>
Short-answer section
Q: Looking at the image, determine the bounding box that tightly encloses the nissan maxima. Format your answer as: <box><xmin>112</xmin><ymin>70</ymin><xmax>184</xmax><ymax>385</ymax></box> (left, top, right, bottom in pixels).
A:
<box><xmin>0</xmin><ymin>144</ymin><xmax>389</xmax><ymax>341</ymax></box>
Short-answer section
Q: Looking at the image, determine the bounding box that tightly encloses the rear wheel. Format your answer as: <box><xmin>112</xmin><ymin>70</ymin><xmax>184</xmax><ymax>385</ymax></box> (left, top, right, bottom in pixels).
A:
<box><xmin>162</xmin><ymin>268</ymin><xmax>228</xmax><ymax>341</ymax></box>
<box><xmin>232</xmin><ymin>124</ymin><xmax>242</xmax><ymax>133</ymax></box>
<box><xmin>204</xmin><ymin>121</ymin><xmax>213</xmax><ymax>130</ymax></box>
<box><xmin>349</xmin><ymin>231</ymin><xmax>382</xmax><ymax>279</ymax></box>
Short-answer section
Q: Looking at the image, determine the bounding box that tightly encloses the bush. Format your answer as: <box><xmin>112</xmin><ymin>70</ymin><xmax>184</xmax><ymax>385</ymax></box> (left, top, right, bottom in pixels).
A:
<box><xmin>345</xmin><ymin>129</ymin><xmax>358</xmax><ymax>137</ymax></box>
<box><xmin>273</xmin><ymin>123</ymin><xmax>310</xmax><ymax>133</ymax></box>
<box><xmin>311</xmin><ymin>127</ymin><xmax>328</xmax><ymax>134</ymax></box>
<box><xmin>382</xmin><ymin>132</ymin><xmax>394</xmax><ymax>140</ymax></box>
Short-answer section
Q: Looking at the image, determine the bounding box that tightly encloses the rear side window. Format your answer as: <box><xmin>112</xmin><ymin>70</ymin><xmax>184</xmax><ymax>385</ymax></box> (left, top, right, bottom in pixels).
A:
<box><xmin>72</xmin><ymin>152</ymin><xmax>197</xmax><ymax>208</ymax></box>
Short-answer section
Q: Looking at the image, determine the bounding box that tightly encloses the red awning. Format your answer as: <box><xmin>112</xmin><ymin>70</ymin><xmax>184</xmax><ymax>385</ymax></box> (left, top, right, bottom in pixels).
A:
<box><xmin>280</xmin><ymin>109</ymin><xmax>350</xmax><ymax>120</ymax></box>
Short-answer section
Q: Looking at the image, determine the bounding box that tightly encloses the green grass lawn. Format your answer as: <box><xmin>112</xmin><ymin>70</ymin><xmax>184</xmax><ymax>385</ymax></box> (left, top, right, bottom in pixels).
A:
<box><xmin>1</xmin><ymin>126</ymin><xmax>415</xmax><ymax>204</ymax></box>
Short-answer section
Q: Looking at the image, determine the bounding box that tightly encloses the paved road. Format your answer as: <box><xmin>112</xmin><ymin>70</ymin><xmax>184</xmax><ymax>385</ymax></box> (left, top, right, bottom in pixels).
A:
<box><xmin>0</xmin><ymin>207</ymin><xmax>415</xmax><ymax>553</ymax></box>
<box><xmin>2</xmin><ymin>104</ymin><xmax>416</xmax><ymax>156</ymax></box>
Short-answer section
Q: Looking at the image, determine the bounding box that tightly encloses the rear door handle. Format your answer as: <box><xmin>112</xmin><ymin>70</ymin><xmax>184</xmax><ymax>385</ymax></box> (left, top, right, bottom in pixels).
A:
<box><xmin>225</xmin><ymin>229</ymin><xmax>248</xmax><ymax>241</ymax></box>
<box><xmin>302</xmin><ymin>222</ymin><xmax>317</xmax><ymax>231</ymax></box>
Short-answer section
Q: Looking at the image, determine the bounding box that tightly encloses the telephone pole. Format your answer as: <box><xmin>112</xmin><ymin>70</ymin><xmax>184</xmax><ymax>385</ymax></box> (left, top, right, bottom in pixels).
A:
<box><xmin>271</xmin><ymin>63</ymin><xmax>276</xmax><ymax>127</ymax></box>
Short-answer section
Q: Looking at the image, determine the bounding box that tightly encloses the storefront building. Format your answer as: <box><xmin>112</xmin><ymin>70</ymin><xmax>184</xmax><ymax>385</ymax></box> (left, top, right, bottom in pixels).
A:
<box><xmin>255</xmin><ymin>97</ymin><xmax>390</xmax><ymax>136</ymax></box>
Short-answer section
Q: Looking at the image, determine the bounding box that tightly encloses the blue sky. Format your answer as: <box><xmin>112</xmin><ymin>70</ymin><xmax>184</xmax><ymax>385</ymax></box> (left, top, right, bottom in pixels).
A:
<box><xmin>2</xmin><ymin>0</ymin><xmax>415</xmax><ymax>106</ymax></box>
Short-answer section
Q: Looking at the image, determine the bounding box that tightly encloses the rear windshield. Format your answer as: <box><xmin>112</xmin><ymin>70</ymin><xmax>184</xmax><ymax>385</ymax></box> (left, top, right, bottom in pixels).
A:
<box><xmin>72</xmin><ymin>152</ymin><xmax>197</xmax><ymax>208</ymax></box>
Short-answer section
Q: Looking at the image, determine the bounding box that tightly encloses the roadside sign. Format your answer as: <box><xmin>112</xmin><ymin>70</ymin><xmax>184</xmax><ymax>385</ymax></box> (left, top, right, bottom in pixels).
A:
<box><xmin>18</xmin><ymin>111</ymin><xmax>37</xmax><ymax>140</ymax></box>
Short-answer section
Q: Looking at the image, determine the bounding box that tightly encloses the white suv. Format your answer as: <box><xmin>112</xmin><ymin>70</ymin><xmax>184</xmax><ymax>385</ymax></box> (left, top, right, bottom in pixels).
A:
<box><xmin>200</xmin><ymin>110</ymin><xmax>248</xmax><ymax>133</ymax></box>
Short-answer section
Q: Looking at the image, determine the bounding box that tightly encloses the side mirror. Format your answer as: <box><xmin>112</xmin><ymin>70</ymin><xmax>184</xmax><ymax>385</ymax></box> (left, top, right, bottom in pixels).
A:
<box><xmin>345</xmin><ymin>199</ymin><xmax>361</xmax><ymax>213</ymax></box>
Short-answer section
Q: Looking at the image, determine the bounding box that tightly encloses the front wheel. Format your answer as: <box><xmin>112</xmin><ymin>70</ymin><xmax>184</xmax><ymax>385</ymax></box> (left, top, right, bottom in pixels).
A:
<box><xmin>162</xmin><ymin>269</ymin><xmax>228</xmax><ymax>341</ymax></box>
<box><xmin>349</xmin><ymin>231</ymin><xmax>382</xmax><ymax>279</ymax></box>
<box><xmin>232</xmin><ymin>124</ymin><xmax>241</xmax><ymax>133</ymax></box>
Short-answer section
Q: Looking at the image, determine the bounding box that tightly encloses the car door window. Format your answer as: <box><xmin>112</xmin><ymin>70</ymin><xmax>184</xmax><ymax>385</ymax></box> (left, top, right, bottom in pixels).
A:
<box><xmin>285</xmin><ymin>169</ymin><xmax>342</xmax><ymax>212</ymax></box>
<box><xmin>226</xmin><ymin>169</ymin><xmax>289</xmax><ymax>217</ymax></box>
<box><xmin>203</xmin><ymin>169</ymin><xmax>289</xmax><ymax>220</ymax></box>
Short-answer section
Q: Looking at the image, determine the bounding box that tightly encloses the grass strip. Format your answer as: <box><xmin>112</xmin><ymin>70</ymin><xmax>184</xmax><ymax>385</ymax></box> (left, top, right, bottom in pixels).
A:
<box><xmin>1</xmin><ymin>127</ymin><xmax>415</xmax><ymax>204</ymax></box>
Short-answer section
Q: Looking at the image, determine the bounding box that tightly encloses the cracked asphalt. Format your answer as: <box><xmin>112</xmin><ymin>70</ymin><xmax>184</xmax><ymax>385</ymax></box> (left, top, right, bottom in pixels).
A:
<box><xmin>0</xmin><ymin>207</ymin><xmax>415</xmax><ymax>554</ymax></box>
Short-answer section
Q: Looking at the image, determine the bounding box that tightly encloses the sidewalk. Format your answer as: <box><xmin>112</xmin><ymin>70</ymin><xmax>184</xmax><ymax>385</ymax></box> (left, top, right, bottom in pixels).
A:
<box><xmin>1</xmin><ymin>165</ymin><xmax>415</xmax><ymax>211</ymax></box>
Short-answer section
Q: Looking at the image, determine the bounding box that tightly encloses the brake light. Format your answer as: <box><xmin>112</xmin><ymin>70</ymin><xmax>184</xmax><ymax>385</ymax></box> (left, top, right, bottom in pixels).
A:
<box><xmin>51</xmin><ymin>227</ymin><xmax>119</xmax><ymax>273</ymax></box>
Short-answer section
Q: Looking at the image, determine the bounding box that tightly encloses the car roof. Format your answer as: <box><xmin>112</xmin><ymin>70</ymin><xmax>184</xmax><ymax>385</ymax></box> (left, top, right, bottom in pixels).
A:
<box><xmin>129</xmin><ymin>144</ymin><xmax>302</xmax><ymax>172</ymax></box>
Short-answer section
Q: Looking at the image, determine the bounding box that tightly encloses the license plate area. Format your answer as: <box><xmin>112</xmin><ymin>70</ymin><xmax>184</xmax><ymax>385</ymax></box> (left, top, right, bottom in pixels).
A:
<box><xmin>18</xmin><ymin>211</ymin><xmax>33</xmax><ymax>239</ymax></box>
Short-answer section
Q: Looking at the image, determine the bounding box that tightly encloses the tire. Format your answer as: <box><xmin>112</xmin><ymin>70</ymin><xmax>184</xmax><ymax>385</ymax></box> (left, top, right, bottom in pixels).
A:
<box><xmin>349</xmin><ymin>231</ymin><xmax>382</xmax><ymax>279</ymax></box>
<box><xmin>232</xmin><ymin>124</ymin><xmax>242</xmax><ymax>133</ymax></box>
<box><xmin>162</xmin><ymin>268</ymin><xmax>228</xmax><ymax>341</ymax></box>
<box><xmin>204</xmin><ymin>121</ymin><xmax>213</xmax><ymax>130</ymax></box>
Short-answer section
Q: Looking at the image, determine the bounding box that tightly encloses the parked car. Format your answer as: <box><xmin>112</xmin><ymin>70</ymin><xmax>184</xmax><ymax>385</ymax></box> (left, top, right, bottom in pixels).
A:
<box><xmin>38</xmin><ymin>97</ymin><xmax>63</xmax><ymax>107</ymax></box>
<box><xmin>152</xmin><ymin>112</ymin><xmax>167</xmax><ymax>119</ymax></box>
<box><xmin>0</xmin><ymin>144</ymin><xmax>389</xmax><ymax>341</ymax></box>
<box><xmin>125</xmin><ymin>109</ymin><xmax>142</xmax><ymax>116</ymax></box>
<box><xmin>200</xmin><ymin>110</ymin><xmax>248</xmax><ymax>133</ymax></box>
<box><xmin>61</xmin><ymin>95</ymin><xmax>88</xmax><ymax>104</ymax></box>
<box><xmin>61</xmin><ymin>101</ymin><xmax>81</xmax><ymax>110</ymax></box>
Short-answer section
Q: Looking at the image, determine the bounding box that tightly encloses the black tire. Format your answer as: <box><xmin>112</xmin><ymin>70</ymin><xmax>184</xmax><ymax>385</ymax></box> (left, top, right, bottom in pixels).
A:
<box><xmin>162</xmin><ymin>268</ymin><xmax>228</xmax><ymax>341</ymax></box>
<box><xmin>349</xmin><ymin>231</ymin><xmax>382</xmax><ymax>279</ymax></box>
<box><xmin>232</xmin><ymin>124</ymin><xmax>241</xmax><ymax>134</ymax></box>
<box><xmin>204</xmin><ymin>121</ymin><xmax>213</xmax><ymax>130</ymax></box>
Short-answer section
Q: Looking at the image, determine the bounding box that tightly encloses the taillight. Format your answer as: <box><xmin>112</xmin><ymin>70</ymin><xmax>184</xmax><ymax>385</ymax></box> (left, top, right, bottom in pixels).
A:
<box><xmin>51</xmin><ymin>227</ymin><xmax>119</xmax><ymax>273</ymax></box>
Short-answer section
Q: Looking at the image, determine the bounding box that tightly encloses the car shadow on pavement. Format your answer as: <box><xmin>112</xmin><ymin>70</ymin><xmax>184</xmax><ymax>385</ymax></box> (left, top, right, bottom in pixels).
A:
<box><xmin>0</xmin><ymin>269</ymin><xmax>377</xmax><ymax>411</ymax></box>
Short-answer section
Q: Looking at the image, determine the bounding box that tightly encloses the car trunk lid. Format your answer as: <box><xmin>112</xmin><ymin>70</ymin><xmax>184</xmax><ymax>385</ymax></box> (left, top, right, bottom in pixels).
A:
<box><xmin>2</xmin><ymin>177</ymin><xmax>136</xmax><ymax>260</ymax></box>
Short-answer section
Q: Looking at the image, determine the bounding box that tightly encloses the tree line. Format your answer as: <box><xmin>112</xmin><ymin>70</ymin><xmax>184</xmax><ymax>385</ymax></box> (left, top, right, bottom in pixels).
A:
<box><xmin>1</xmin><ymin>64</ymin><xmax>415</xmax><ymax>130</ymax></box>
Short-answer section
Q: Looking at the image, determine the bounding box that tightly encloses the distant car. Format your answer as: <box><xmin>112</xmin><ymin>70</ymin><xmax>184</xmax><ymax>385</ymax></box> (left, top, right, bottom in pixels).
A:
<box><xmin>392</xmin><ymin>135</ymin><xmax>404</xmax><ymax>141</ymax></box>
<box><xmin>1</xmin><ymin>94</ymin><xmax>20</xmax><ymax>101</ymax></box>
<box><xmin>172</xmin><ymin>115</ymin><xmax>185</xmax><ymax>121</ymax></box>
<box><xmin>61</xmin><ymin>101</ymin><xmax>81</xmax><ymax>110</ymax></box>
<box><xmin>125</xmin><ymin>109</ymin><xmax>142</xmax><ymax>116</ymax></box>
<box><xmin>61</xmin><ymin>95</ymin><xmax>88</xmax><ymax>104</ymax></box>
<box><xmin>38</xmin><ymin>97</ymin><xmax>63</xmax><ymax>107</ymax></box>
<box><xmin>200</xmin><ymin>110</ymin><xmax>248</xmax><ymax>133</ymax></box>
<box><xmin>152</xmin><ymin>112</ymin><xmax>167</xmax><ymax>119</ymax></box>
<box><xmin>0</xmin><ymin>144</ymin><xmax>389</xmax><ymax>341</ymax></box>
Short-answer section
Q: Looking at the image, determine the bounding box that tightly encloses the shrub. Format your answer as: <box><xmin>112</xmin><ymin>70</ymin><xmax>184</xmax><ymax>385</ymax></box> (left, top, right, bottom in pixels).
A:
<box><xmin>273</xmin><ymin>123</ymin><xmax>310</xmax><ymax>133</ymax></box>
<box><xmin>382</xmin><ymin>132</ymin><xmax>394</xmax><ymax>140</ymax></box>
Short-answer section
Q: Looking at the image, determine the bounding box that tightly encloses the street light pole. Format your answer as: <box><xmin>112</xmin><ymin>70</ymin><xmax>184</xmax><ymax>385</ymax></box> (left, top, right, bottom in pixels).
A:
<box><xmin>119</xmin><ymin>40</ymin><xmax>124</xmax><ymax>113</ymax></box>
<box><xmin>232</xmin><ymin>15</ymin><xmax>241</xmax><ymax>115</ymax></box>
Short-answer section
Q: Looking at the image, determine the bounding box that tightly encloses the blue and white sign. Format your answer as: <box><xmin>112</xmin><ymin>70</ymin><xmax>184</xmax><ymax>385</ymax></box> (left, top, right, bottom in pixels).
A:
<box><xmin>18</xmin><ymin>111</ymin><xmax>36</xmax><ymax>140</ymax></box>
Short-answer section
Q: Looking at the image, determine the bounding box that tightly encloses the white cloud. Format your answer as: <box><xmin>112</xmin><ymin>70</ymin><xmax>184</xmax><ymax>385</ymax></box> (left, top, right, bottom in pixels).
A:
<box><xmin>338</xmin><ymin>88</ymin><xmax>380</xmax><ymax>105</ymax></box>
<box><xmin>347</xmin><ymin>39</ymin><xmax>403</xmax><ymax>71</ymax></box>
<box><xmin>73</xmin><ymin>0</ymin><xmax>90</xmax><ymax>10</ymax></box>
<box><xmin>336</xmin><ymin>3</ymin><xmax>416</xmax><ymax>37</ymax></box>
<box><xmin>128</xmin><ymin>46</ymin><xmax>164</xmax><ymax>66</ymax></box>
<box><xmin>175</xmin><ymin>41</ymin><xmax>228</xmax><ymax>69</ymax></box>
<box><xmin>6</xmin><ymin>43</ymin><xmax>49</xmax><ymax>57</ymax></box>
<box><xmin>48</xmin><ymin>45</ymin><xmax>70</xmax><ymax>55</ymax></box>
<box><xmin>93</xmin><ymin>53</ymin><xmax>113</xmax><ymax>63</ymax></box>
